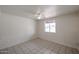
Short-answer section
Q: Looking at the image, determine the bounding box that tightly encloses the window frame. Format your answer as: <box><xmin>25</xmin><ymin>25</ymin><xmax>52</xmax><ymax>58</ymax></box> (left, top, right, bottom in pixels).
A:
<box><xmin>44</xmin><ymin>20</ymin><xmax>56</xmax><ymax>33</ymax></box>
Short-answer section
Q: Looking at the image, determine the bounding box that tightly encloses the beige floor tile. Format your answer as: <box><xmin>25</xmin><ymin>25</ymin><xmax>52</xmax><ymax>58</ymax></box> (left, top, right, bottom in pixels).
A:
<box><xmin>0</xmin><ymin>38</ymin><xmax>79</xmax><ymax>54</ymax></box>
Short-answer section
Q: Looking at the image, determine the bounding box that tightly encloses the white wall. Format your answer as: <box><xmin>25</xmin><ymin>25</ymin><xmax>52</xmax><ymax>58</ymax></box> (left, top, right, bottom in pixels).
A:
<box><xmin>37</xmin><ymin>12</ymin><xmax>79</xmax><ymax>49</ymax></box>
<box><xmin>0</xmin><ymin>11</ymin><xmax>36</xmax><ymax>49</ymax></box>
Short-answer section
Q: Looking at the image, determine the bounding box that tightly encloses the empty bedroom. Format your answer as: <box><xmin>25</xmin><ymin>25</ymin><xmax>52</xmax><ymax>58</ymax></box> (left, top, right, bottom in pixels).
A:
<box><xmin>0</xmin><ymin>5</ymin><xmax>79</xmax><ymax>54</ymax></box>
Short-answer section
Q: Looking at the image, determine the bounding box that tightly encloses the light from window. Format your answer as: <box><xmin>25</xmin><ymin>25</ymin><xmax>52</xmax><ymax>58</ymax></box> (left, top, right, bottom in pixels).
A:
<box><xmin>45</xmin><ymin>20</ymin><xmax>56</xmax><ymax>33</ymax></box>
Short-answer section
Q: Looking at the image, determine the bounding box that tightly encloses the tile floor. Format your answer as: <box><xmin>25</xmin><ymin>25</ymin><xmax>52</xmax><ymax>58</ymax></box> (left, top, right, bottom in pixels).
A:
<box><xmin>0</xmin><ymin>38</ymin><xmax>79</xmax><ymax>54</ymax></box>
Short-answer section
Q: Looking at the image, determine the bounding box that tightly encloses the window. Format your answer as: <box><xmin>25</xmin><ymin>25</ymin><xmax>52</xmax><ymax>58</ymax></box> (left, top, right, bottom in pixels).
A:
<box><xmin>45</xmin><ymin>20</ymin><xmax>56</xmax><ymax>33</ymax></box>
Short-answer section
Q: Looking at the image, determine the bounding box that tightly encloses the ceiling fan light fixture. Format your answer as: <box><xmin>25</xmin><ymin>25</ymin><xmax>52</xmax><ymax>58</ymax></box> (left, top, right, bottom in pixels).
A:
<box><xmin>37</xmin><ymin>16</ymin><xmax>41</xmax><ymax>19</ymax></box>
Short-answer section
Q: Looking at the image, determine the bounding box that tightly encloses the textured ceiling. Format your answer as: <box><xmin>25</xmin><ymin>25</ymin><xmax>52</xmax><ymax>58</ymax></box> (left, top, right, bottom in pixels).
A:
<box><xmin>0</xmin><ymin>5</ymin><xmax>79</xmax><ymax>20</ymax></box>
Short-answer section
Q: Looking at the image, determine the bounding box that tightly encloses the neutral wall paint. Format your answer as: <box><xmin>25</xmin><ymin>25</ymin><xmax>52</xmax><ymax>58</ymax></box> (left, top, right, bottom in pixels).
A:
<box><xmin>0</xmin><ymin>12</ymin><xmax>36</xmax><ymax>49</ymax></box>
<box><xmin>37</xmin><ymin>12</ymin><xmax>79</xmax><ymax>49</ymax></box>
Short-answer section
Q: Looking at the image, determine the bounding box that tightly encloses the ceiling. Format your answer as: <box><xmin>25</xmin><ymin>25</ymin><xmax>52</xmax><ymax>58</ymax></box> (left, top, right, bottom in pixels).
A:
<box><xmin>0</xmin><ymin>5</ymin><xmax>79</xmax><ymax>20</ymax></box>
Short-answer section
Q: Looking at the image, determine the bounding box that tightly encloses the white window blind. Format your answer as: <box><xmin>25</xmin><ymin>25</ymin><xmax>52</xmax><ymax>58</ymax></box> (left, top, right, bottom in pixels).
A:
<box><xmin>45</xmin><ymin>20</ymin><xmax>56</xmax><ymax>33</ymax></box>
